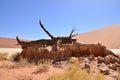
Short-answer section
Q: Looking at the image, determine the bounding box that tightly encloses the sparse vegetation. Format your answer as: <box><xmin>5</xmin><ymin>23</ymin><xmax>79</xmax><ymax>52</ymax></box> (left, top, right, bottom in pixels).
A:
<box><xmin>93</xmin><ymin>73</ymin><xmax>104</xmax><ymax>80</ymax></box>
<box><xmin>116</xmin><ymin>68</ymin><xmax>120</xmax><ymax>80</ymax></box>
<box><xmin>0</xmin><ymin>59</ymin><xmax>32</xmax><ymax>69</ymax></box>
<box><xmin>17</xmin><ymin>74</ymin><xmax>33</xmax><ymax>80</ymax></box>
<box><xmin>0</xmin><ymin>53</ymin><xmax>8</xmax><ymax>60</ymax></box>
<box><xmin>68</xmin><ymin>57</ymin><xmax>79</xmax><ymax>64</ymax></box>
<box><xmin>48</xmin><ymin>60</ymin><xmax>104</xmax><ymax>80</ymax></box>
<box><xmin>14</xmin><ymin>59</ymin><xmax>32</xmax><ymax>67</ymax></box>
<box><xmin>0</xmin><ymin>60</ymin><xmax>10</xmax><ymax>68</ymax></box>
<box><xmin>116</xmin><ymin>77</ymin><xmax>120</xmax><ymax>80</ymax></box>
<box><xmin>33</xmin><ymin>63</ymin><xmax>50</xmax><ymax>74</ymax></box>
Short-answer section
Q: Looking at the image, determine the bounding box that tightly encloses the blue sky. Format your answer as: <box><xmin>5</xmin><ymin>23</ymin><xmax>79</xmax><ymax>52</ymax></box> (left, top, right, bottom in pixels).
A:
<box><xmin>0</xmin><ymin>0</ymin><xmax>120</xmax><ymax>40</ymax></box>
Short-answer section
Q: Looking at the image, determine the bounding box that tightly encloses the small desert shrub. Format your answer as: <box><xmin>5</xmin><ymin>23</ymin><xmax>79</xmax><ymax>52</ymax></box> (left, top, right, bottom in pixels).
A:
<box><xmin>0</xmin><ymin>59</ymin><xmax>32</xmax><ymax>69</ymax></box>
<box><xmin>68</xmin><ymin>57</ymin><xmax>79</xmax><ymax>64</ymax></box>
<box><xmin>7</xmin><ymin>59</ymin><xmax>33</xmax><ymax>69</ymax></box>
<box><xmin>49</xmin><ymin>60</ymin><xmax>89</xmax><ymax>80</ymax></box>
<box><xmin>0</xmin><ymin>61</ymin><xmax>10</xmax><ymax>68</ymax></box>
<box><xmin>93</xmin><ymin>73</ymin><xmax>104</xmax><ymax>80</ymax></box>
<box><xmin>17</xmin><ymin>74</ymin><xmax>33</xmax><ymax>80</ymax></box>
<box><xmin>49</xmin><ymin>60</ymin><xmax>104</xmax><ymax>80</ymax></box>
<box><xmin>117</xmin><ymin>67</ymin><xmax>120</xmax><ymax>74</ymax></box>
<box><xmin>116</xmin><ymin>77</ymin><xmax>120</xmax><ymax>80</ymax></box>
<box><xmin>33</xmin><ymin>63</ymin><xmax>49</xmax><ymax>74</ymax></box>
<box><xmin>116</xmin><ymin>68</ymin><xmax>120</xmax><ymax>80</ymax></box>
<box><xmin>16</xmin><ymin>59</ymin><xmax>32</xmax><ymax>67</ymax></box>
<box><xmin>0</xmin><ymin>53</ymin><xmax>8</xmax><ymax>60</ymax></box>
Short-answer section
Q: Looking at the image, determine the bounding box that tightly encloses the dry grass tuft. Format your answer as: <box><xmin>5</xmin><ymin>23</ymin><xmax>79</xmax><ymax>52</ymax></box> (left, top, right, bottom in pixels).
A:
<box><xmin>33</xmin><ymin>63</ymin><xmax>50</xmax><ymax>74</ymax></box>
<box><xmin>0</xmin><ymin>60</ymin><xmax>11</xmax><ymax>68</ymax></box>
<box><xmin>0</xmin><ymin>53</ymin><xmax>8</xmax><ymax>60</ymax></box>
<box><xmin>116</xmin><ymin>68</ymin><xmax>120</xmax><ymax>80</ymax></box>
<box><xmin>10</xmin><ymin>59</ymin><xmax>33</xmax><ymax>68</ymax></box>
<box><xmin>17</xmin><ymin>74</ymin><xmax>33</xmax><ymax>80</ymax></box>
<box><xmin>92</xmin><ymin>73</ymin><xmax>104</xmax><ymax>80</ymax></box>
<box><xmin>48</xmin><ymin>60</ymin><xmax>104</xmax><ymax>80</ymax></box>
<box><xmin>0</xmin><ymin>59</ymin><xmax>33</xmax><ymax>69</ymax></box>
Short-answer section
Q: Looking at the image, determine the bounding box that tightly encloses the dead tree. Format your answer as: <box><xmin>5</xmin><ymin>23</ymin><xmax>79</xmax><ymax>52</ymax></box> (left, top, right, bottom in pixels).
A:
<box><xmin>16</xmin><ymin>36</ymin><xmax>55</xmax><ymax>49</ymax></box>
<box><xmin>16</xmin><ymin>21</ymin><xmax>77</xmax><ymax>48</ymax></box>
<box><xmin>39</xmin><ymin>21</ymin><xmax>77</xmax><ymax>44</ymax></box>
<box><xmin>14</xmin><ymin>21</ymin><xmax>120</xmax><ymax>64</ymax></box>
<box><xmin>14</xmin><ymin>21</ymin><xmax>78</xmax><ymax>63</ymax></box>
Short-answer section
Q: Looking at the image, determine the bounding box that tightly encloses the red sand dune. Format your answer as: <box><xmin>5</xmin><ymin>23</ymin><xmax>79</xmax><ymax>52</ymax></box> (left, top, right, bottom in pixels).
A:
<box><xmin>0</xmin><ymin>24</ymin><xmax>120</xmax><ymax>49</ymax></box>
<box><xmin>74</xmin><ymin>24</ymin><xmax>120</xmax><ymax>49</ymax></box>
<box><xmin>0</xmin><ymin>37</ymin><xmax>31</xmax><ymax>48</ymax></box>
<box><xmin>0</xmin><ymin>37</ymin><xmax>20</xmax><ymax>48</ymax></box>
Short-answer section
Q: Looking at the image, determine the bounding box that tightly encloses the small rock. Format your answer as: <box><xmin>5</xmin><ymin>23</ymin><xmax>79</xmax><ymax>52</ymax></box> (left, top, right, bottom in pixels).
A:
<box><xmin>82</xmin><ymin>61</ymin><xmax>90</xmax><ymax>73</ymax></box>
<box><xmin>100</xmin><ymin>68</ymin><xmax>110</xmax><ymax>75</ymax></box>
<box><xmin>68</xmin><ymin>57</ymin><xmax>78</xmax><ymax>64</ymax></box>
<box><xmin>108</xmin><ymin>64</ymin><xmax>117</xmax><ymax>70</ymax></box>
<box><xmin>116</xmin><ymin>59</ymin><xmax>120</xmax><ymax>64</ymax></box>
<box><xmin>115</xmin><ymin>62</ymin><xmax>120</xmax><ymax>67</ymax></box>
<box><xmin>97</xmin><ymin>56</ymin><xmax>104</xmax><ymax>63</ymax></box>
<box><xmin>78</xmin><ymin>57</ymin><xmax>84</xmax><ymax>62</ymax></box>
<box><xmin>108</xmin><ymin>55</ymin><xmax>116</xmax><ymax>63</ymax></box>
<box><xmin>88</xmin><ymin>54</ymin><xmax>95</xmax><ymax>61</ymax></box>
<box><xmin>53</xmin><ymin>62</ymin><xmax>63</xmax><ymax>68</ymax></box>
<box><xmin>84</xmin><ymin>62</ymin><xmax>90</xmax><ymax>69</ymax></box>
<box><xmin>97</xmin><ymin>64</ymin><xmax>100</xmax><ymax>67</ymax></box>
<box><xmin>54</xmin><ymin>62</ymin><xmax>62</xmax><ymax>65</ymax></box>
<box><xmin>104</xmin><ymin>56</ymin><xmax>111</xmax><ymax>64</ymax></box>
<box><xmin>100</xmin><ymin>63</ymin><xmax>107</xmax><ymax>67</ymax></box>
<box><xmin>84</xmin><ymin>57</ymin><xmax>90</xmax><ymax>63</ymax></box>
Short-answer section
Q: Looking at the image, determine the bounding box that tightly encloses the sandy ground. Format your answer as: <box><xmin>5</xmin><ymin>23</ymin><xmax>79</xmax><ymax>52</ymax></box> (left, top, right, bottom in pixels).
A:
<box><xmin>0</xmin><ymin>48</ymin><xmax>63</xmax><ymax>80</ymax></box>
<box><xmin>0</xmin><ymin>55</ymin><xmax>120</xmax><ymax>80</ymax></box>
<box><xmin>0</xmin><ymin>48</ymin><xmax>120</xmax><ymax>80</ymax></box>
<box><xmin>0</xmin><ymin>60</ymin><xmax>63</xmax><ymax>80</ymax></box>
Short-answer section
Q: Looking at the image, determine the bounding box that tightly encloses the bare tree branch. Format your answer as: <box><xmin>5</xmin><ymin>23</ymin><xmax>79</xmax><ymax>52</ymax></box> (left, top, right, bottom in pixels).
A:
<box><xmin>39</xmin><ymin>20</ymin><xmax>55</xmax><ymax>39</ymax></box>
<box><xmin>69</xmin><ymin>26</ymin><xmax>76</xmax><ymax>38</ymax></box>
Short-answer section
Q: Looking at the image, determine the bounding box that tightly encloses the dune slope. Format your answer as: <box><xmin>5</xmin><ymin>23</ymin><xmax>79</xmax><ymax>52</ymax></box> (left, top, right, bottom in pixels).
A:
<box><xmin>74</xmin><ymin>25</ymin><xmax>120</xmax><ymax>49</ymax></box>
<box><xmin>0</xmin><ymin>37</ymin><xmax>20</xmax><ymax>48</ymax></box>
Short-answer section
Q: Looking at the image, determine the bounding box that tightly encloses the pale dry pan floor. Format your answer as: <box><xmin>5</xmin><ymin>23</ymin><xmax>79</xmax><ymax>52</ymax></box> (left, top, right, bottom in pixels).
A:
<box><xmin>109</xmin><ymin>49</ymin><xmax>120</xmax><ymax>57</ymax></box>
<box><xmin>0</xmin><ymin>48</ymin><xmax>22</xmax><ymax>57</ymax></box>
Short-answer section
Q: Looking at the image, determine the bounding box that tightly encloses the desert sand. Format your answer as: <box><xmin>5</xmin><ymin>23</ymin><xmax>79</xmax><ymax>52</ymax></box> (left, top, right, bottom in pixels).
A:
<box><xmin>0</xmin><ymin>37</ymin><xmax>20</xmax><ymax>48</ymax></box>
<box><xmin>0</xmin><ymin>37</ymin><xmax>30</xmax><ymax>48</ymax></box>
<box><xmin>0</xmin><ymin>56</ymin><xmax>120</xmax><ymax>80</ymax></box>
<box><xmin>0</xmin><ymin>60</ymin><xmax>63</xmax><ymax>80</ymax></box>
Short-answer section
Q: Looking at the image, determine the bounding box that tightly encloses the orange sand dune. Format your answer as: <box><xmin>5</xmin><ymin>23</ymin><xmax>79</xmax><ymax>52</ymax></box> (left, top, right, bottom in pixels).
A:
<box><xmin>0</xmin><ymin>37</ymin><xmax>20</xmax><ymax>48</ymax></box>
<box><xmin>74</xmin><ymin>24</ymin><xmax>120</xmax><ymax>49</ymax></box>
<box><xmin>0</xmin><ymin>37</ymin><xmax>31</xmax><ymax>48</ymax></box>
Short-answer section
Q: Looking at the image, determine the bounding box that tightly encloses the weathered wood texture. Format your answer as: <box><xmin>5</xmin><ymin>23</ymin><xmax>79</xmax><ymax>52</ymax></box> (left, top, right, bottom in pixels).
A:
<box><xmin>14</xmin><ymin>43</ymin><xmax>115</xmax><ymax>64</ymax></box>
